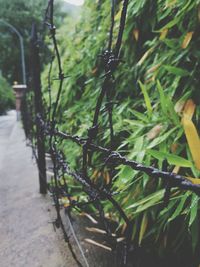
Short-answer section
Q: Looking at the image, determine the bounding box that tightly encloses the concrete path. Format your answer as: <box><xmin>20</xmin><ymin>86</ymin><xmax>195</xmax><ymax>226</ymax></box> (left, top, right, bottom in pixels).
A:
<box><xmin>0</xmin><ymin>111</ymin><xmax>78</xmax><ymax>267</ymax></box>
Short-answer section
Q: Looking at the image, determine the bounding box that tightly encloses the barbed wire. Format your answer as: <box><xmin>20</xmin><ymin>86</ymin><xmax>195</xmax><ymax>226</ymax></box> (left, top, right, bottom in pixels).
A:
<box><xmin>23</xmin><ymin>0</ymin><xmax>200</xmax><ymax>266</ymax></box>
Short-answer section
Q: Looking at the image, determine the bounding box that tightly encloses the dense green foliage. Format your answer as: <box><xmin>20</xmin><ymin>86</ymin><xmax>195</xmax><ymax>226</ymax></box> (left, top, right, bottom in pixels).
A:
<box><xmin>42</xmin><ymin>1</ymin><xmax>200</xmax><ymax>265</ymax></box>
<box><xmin>0</xmin><ymin>0</ymin><xmax>66</xmax><ymax>83</ymax></box>
<box><xmin>0</xmin><ymin>74</ymin><xmax>14</xmax><ymax>115</ymax></box>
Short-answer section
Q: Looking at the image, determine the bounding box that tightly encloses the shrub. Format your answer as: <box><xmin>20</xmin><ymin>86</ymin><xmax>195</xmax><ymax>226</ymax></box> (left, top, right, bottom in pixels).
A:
<box><xmin>0</xmin><ymin>75</ymin><xmax>15</xmax><ymax>115</ymax></box>
<box><xmin>40</xmin><ymin>1</ymin><xmax>200</xmax><ymax>265</ymax></box>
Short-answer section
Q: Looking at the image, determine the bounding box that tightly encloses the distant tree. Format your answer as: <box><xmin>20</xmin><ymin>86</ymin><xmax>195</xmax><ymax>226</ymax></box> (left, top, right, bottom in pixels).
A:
<box><xmin>0</xmin><ymin>74</ymin><xmax>14</xmax><ymax>114</ymax></box>
<box><xmin>0</xmin><ymin>0</ymin><xmax>66</xmax><ymax>84</ymax></box>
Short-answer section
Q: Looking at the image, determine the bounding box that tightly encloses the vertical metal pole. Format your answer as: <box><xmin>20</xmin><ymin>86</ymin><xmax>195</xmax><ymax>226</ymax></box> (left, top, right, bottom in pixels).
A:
<box><xmin>30</xmin><ymin>23</ymin><xmax>47</xmax><ymax>194</ymax></box>
<box><xmin>0</xmin><ymin>19</ymin><xmax>26</xmax><ymax>84</ymax></box>
<box><xmin>19</xmin><ymin>35</ymin><xmax>26</xmax><ymax>85</ymax></box>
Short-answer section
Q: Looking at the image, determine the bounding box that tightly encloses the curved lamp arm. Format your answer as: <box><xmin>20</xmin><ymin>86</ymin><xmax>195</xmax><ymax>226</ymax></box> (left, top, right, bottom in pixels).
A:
<box><xmin>0</xmin><ymin>19</ymin><xmax>26</xmax><ymax>84</ymax></box>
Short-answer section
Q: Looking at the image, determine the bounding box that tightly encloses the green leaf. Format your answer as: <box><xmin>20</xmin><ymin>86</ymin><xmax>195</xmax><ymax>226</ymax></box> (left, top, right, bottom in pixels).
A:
<box><xmin>130</xmin><ymin>109</ymin><xmax>149</xmax><ymax>123</ymax></box>
<box><xmin>168</xmin><ymin>193</ymin><xmax>189</xmax><ymax>222</ymax></box>
<box><xmin>189</xmin><ymin>194</ymin><xmax>199</xmax><ymax>226</ymax></box>
<box><xmin>138</xmin><ymin>81</ymin><xmax>153</xmax><ymax>117</ymax></box>
<box><xmin>157</xmin><ymin>80</ymin><xmax>179</xmax><ymax>124</ymax></box>
<box><xmin>147</xmin><ymin>149</ymin><xmax>193</xmax><ymax>168</ymax></box>
<box><xmin>139</xmin><ymin>213</ymin><xmax>148</xmax><ymax>245</ymax></box>
<box><xmin>116</xmin><ymin>166</ymin><xmax>135</xmax><ymax>190</ymax></box>
<box><xmin>147</xmin><ymin>127</ymin><xmax>177</xmax><ymax>149</ymax></box>
<box><xmin>158</xmin><ymin>16</ymin><xmax>180</xmax><ymax>31</ymax></box>
<box><xmin>126</xmin><ymin>189</ymin><xmax>165</xmax><ymax>211</ymax></box>
<box><xmin>162</xmin><ymin>38</ymin><xmax>178</xmax><ymax>49</ymax></box>
<box><xmin>157</xmin><ymin>80</ymin><xmax>168</xmax><ymax>115</ymax></box>
<box><xmin>163</xmin><ymin>65</ymin><xmax>190</xmax><ymax>77</ymax></box>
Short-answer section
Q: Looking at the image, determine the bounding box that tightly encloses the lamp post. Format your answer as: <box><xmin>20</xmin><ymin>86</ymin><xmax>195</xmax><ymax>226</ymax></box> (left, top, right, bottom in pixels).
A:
<box><xmin>0</xmin><ymin>19</ymin><xmax>26</xmax><ymax>85</ymax></box>
<box><xmin>0</xmin><ymin>20</ymin><xmax>27</xmax><ymax>120</ymax></box>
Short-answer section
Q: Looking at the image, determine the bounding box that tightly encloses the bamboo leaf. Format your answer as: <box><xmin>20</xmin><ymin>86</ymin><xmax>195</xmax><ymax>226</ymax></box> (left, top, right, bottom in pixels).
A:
<box><xmin>182</xmin><ymin>117</ymin><xmax>200</xmax><ymax>170</ymax></box>
<box><xmin>147</xmin><ymin>127</ymin><xmax>177</xmax><ymax>149</ymax></box>
<box><xmin>147</xmin><ymin>149</ymin><xmax>193</xmax><ymax>167</ymax></box>
<box><xmin>157</xmin><ymin>80</ymin><xmax>168</xmax><ymax>115</ymax></box>
<box><xmin>157</xmin><ymin>80</ymin><xmax>179</xmax><ymax>124</ymax></box>
<box><xmin>164</xmin><ymin>65</ymin><xmax>190</xmax><ymax>77</ymax></box>
<box><xmin>131</xmin><ymin>110</ymin><xmax>149</xmax><ymax>123</ymax></box>
<box><xmin>137</xmin><ymin>47</ymin><xmax>154</xmax><ymax>66</ymax></box>
<box><xmin>147</xmin><ymin>124</ymin><xmax>163</xmax><ymax>140</ymax></box>
<box><xmin>183</xmin><ymin>99</ymin><xmax>196</xmax><ymax>120</ymax></box>
<box><xmin>181</xmin><ymin>32</ymin><xmax>194</xmax><ymax>49</ymax></box>
<box><xmin>139</xmin><ymin>213</ymin><xmax>148</xmax><ymax>245</ymax></box>
<box><xmin>185</xmin><ymin>177</ymin><xmax>200</xmax><ymax>185</ymax></box>
<box><xmin>159</xmin><ymin>16</ymin><xmax>180</xmax><ymax>30</ymax></box>
<box><xmin>160</xmin><ymin>28</ymin><xmax>168</xmax><ymax>40</ymax></box>
<box><xmin>126</xmin><ymin>190</ymin><xmax>165</xmax><ymax>211</ymax></box>
<box><xmin>138</xmin><ymin>81</ymin><xmax>153</xmax><ymax>116</ymax></box>
<box><xmin>168</xmin><ymin>194</ymin><xmax>188</xmax><ymax>222</ymax></box>
<box><xmin>133</xmin><ymin>28</ymin><xmax>139</xmax><ymax>41</ymax></box>
<box><xmin>189</xmin><ymin>195</ymin><xmax>199</xmax><ymax>226</ymax></box>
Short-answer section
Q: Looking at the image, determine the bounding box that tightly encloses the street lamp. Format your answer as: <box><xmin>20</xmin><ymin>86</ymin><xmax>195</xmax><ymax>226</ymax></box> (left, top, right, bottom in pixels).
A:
<box><xmin>0</xmin><ymin>19</ymin><xmax>26</xmax><ymax>84</ymax></box>
<box><xmin>0</xmin><ymin>20</ymin><xmax>27</xmax><ymax>120</ymax></box>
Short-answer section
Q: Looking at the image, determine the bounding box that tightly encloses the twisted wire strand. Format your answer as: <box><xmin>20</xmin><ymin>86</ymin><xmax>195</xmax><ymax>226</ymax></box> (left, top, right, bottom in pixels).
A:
<box><xmin>24</xmin><ymin>1</ymin><xmax>200</xmax><ymax>266</ymax></box>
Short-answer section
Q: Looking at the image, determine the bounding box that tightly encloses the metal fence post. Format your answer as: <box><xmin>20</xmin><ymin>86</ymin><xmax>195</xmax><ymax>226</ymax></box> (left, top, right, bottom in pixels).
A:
<box><xmin>30</xmin><ymin>23</ymin><xmax>47</xmax><ymax>194</ymax></box>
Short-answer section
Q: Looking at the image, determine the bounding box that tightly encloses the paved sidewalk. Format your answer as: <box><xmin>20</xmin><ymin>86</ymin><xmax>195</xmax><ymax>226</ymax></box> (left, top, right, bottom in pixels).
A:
<box><xmin>0</xmin><ymin>111</ymin><xmax>78</xmax><ymax>267</ymax></box>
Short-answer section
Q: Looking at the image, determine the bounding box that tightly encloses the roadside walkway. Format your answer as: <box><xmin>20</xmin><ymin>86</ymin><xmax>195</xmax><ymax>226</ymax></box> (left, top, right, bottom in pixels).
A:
<box><xmin>0</xmin><ymin>111</ymin><xmax>78</xmax><ymax>267</ymax></box>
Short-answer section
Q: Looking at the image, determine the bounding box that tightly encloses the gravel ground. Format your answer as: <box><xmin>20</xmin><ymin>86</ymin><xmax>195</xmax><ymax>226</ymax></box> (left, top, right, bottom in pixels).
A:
<box><xmin>0</xmin><ymin>111</ymin><xmax>78</xmax><ymax>267</ymax></box>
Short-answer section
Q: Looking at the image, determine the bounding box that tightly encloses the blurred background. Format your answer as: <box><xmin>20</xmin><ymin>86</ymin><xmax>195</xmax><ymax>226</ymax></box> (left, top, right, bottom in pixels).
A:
<box><xmin>0</xmin><ymin>0</ymin><xmax>83</xmax><ymax>115</ymax></box>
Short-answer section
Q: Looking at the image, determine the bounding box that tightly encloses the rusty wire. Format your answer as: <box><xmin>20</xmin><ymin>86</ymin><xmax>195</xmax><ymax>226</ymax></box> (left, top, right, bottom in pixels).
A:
<box><xmin>23</xmin><ymin>0</ymin><xmax>200</xmax><ymax>266</ymax></box>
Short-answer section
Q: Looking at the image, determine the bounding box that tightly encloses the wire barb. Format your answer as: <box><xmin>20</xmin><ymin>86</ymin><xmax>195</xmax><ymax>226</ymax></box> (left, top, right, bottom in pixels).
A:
<box><xmin>22</xmin><ymin>0</ymin><xmax>200</xmax><ymax>266</ymax></box>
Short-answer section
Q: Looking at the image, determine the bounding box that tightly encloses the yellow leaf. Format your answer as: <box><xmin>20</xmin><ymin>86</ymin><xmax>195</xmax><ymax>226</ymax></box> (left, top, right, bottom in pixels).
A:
<box><xmin>182</xmin><ymin>117</ymin><xmax>200</xmax><ymax>170</ymax></box>
<box><xmin>115</xmin><ymin>4</ymin><xmax>123</xmax><ymax>21</ymax></box>
<box><xmin>181</xmin><ymin>99</ymin><xmax>200</xmax><ymax>170</ymax></box>
<box><xmin>183</xmin><ymin>99</ymin><xmax>196</xmax><ymax>120</ymax></box>
<box><xmin>63</xmin><ymin>203</ymin><xmax>70</xmax><ymax>208</ymax></box>
<box><xmin>185</xmin><ymin>177</ymin><xmax>200</xmax><ymax>185</ymax></box>
<box><xmin>121</xmin><ymin>223</ymin><xmax>128</xmax><ymax>234</ymax></box>
<box><xmin>165</xmin><ymin>0</ymin><xmax>177</xmax><ymax>8</ymax></box>
<box><xmin>174</xmin><ymin>100</ymin><xmax>185</xmax><ymax>114</ymax></box>
<box><xmin>145</xmin><ymin>63</ymin><xmax>161</xmax><ymax>75</ymax></box>
<box><xmin>122</xmin><ymin>192</ymin><xmax>131</xmax><ymax>205</ymax></box>
<box><xmin>139</xmin><ymin>213</ymin><xmax>148</xmax><ymax>245</ymax></box>
<box><xmin>171</xmin><ymin>143</ymin><xmax>178</xmax><ymax>153</ymax></box>
<box><xmin>172</xmin><ymin>165</ymin><xmax>180</xmax><ymax>174</ymax></box>
<box><xmin>137</xmin><ymin>47</ymin><xmax>154</xmax><ymax>66</ymax></box>
<box><xmin>103</xmin><ymin>171</ymin><xmax>110</xmax><ymax>185</ymax></box>
<box><xmin>145</xmin><ymin>75</ymin><xmax>156</xmax><ymax>83</ymax></box>
<box><xmin>133</xmin><ymin>29</ymin><xmax>139</xmax><ymax>41</ymax></box>
<box><xmin>146</xmin><ymin>124</ymin><xmax>163</xmax><ymax>140</ymax></box>
<box><xmin>181</xmin><ymin>32</ymin><xmax>194</xmax><ymax>49</ymax></box>
<box><xmin>160</xmin><ymin>28</ymin><xmax>168</xmax><ymax>40</ymax></box>
<box><xmin>91</xmin><ymin>67</ymin><xmax>98</xmax><ymax>75</ymax></box>
<box><xmin>60</xmin><ymin>196</ymin><xmax>77</xmax><ymax>206</ymax></box>
<box><xmin>91</xmin><ymin>169</ymin><xmax>99</xmax><ymax>180</ymax></box>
